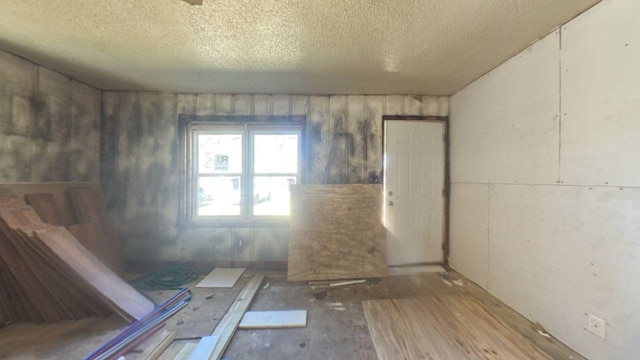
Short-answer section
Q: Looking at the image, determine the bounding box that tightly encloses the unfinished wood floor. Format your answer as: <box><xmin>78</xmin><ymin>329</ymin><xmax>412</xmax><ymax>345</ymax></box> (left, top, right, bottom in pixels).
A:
<box><xmin>0</xmin><ymin>271</ymin><xmax>585</xmax><ymax>359</ymax></box>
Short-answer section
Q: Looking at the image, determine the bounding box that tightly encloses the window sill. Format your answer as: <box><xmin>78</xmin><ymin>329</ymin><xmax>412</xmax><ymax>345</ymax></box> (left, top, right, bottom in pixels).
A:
<box><xmin>177</xmin><ymin>219</ymin><xmax>290</xmax><ymax>228</ymax></box>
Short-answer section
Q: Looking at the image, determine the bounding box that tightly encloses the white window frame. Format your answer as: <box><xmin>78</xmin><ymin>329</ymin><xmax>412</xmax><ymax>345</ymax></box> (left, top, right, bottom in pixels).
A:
<box><xmin>179</xmin><ymin>116</ymin><xmax>304</xmax><ymax>226</ymax></box>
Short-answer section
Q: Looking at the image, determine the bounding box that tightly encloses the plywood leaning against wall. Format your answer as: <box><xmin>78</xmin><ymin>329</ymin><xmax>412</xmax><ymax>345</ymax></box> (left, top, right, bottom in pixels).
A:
<box><xmin>100</xmin><ymin>93</ymin><xmax>447</xmax><ymax>267</ymax></box>
<box><xmin>288</xmin><ymin>184</ymin><xmax>387</xmax><ymax>281</ymax></box>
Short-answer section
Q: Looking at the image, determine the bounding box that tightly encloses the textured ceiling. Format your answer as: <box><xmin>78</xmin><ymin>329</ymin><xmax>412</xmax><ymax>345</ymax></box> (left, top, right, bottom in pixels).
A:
<box><xmin>0</xmin><ymin>0</ymin><xmax>600</xmax><ymax>94</ymax></box>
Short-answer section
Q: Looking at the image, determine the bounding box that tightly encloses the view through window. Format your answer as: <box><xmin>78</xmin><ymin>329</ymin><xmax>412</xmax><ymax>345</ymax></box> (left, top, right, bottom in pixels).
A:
<box><xmin>192</xmin><ymin>124</ymin><xmax>301</xmax><ymax>221</ymax></box>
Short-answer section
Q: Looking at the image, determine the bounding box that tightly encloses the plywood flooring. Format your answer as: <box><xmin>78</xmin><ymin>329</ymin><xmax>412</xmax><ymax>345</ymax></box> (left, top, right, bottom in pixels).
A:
<box><xmin>363</xmin><ymin>295</ymin><xmax>553</xmax><ymax>360</ymax></box>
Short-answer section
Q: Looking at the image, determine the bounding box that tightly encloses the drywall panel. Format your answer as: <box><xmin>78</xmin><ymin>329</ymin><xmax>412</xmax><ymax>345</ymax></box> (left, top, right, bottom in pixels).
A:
<box><xmin>560</xmin><ymin>0</ymin><xmax>640</xmax><ymax>187</ymax></box>
<box><xmin>489</xmin><ymin>184</ymin><xmax>640</xmax><ymax>359</ymax></box>
<box><xmin>448</xmin><ymin>183</ymin><xmax>489</xmax><ymax>288</ymax></box>
<box><xmin>450</xmin><ymin>32</ymin><xmax>560</xmax><ymax>184</ymax></box>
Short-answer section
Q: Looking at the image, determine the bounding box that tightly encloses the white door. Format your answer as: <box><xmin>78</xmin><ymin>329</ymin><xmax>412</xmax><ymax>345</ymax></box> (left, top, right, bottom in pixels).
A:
<box><xmin>384</xmin><ymin>120</ymin><xmax>445</xmax><ymax>266</ymax></box>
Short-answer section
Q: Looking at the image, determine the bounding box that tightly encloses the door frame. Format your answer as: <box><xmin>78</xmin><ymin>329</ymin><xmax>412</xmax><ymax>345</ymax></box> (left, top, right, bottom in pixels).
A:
<box><xmin>381</xmin><ymin>115</ymin><xmax>450</xmax><ymax>265</ymax></box>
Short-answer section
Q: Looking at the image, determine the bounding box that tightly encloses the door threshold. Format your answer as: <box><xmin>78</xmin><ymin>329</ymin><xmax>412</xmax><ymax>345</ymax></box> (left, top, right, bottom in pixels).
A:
<box><xmin>387</xmin><ymin>265</ymin><xmax>446</xmax><ymax>276</ymax></box>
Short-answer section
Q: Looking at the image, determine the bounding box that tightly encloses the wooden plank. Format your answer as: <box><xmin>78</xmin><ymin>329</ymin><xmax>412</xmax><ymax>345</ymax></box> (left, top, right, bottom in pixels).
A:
<box><xmin>365</xmin><ymin>96</ymin><xmax>384</xmax><ymax>183</ymax></box>
<box><xmin>347</xmin><ymin>95</ymin><xmax>367</xmax><ymax>183</ymax></box>
<box><xmin>238</xmin><ymin>310</ymin><xmax>307</xmax><ymax>329</ymax></box>
<box><xmin>196</xmin><ymin>268</ymin><xmax>245</xmax><ymax>288</ymax></box>
<box><xmin>287</xmin><ymin>184</ymin><xmax>388</xmax><ymax>282</ymax></box>
<box><xmin>232</xmin><ymin>94</ymin><xmax>253</xmax><ymax>115</ymax></box>
<box><xmin>24</xmin><ymin>193</ymin><xmax>67</xmax><ymax>225</ymax></box>
<box><xmin>306</xmin><ymin>96</ymin><xmax>330</xmax><ymax>184</ymax></box>
<box><xmin>403</xmin><ymin>95</ymin><xmax>422</xmax><ymax>115</ymax></box>
<box><xmin>31</xmin><ymin>226</ymin><xmax>154</xmax><ymax>321</ymax></box>
<box><xmin>188</xmin><ymin>335</ymin><xmax>219</xmax><ymax>360</ymax></box>
<box><xmin>272</xmin><ymin>95</ymin><xmax>290</xmax><ymax>116</ymax></box>
<box><xmin>329</xmin><ymin>279</ymin><xmax>366</xmax><ymax>287</ymax></box>
<box><xmin>15</xmin><ymin>222</ymin><xmax>111</xmax><ymax>319</ymax></box>
<box><xmin>0</xmin><ymin>206</ymin><xmax>67</xmax><ymax>322</ymax></box>
<box><xmin>384</xmin><ymin>95</ymin><xmax>403</xmax><ymax>115</ymax></box>
<box><xmin>172</xmin><ymin>342</ymin><xmax>198</xmax><ymax>360</ymax></box>
<box><xmin>67</xmin><ymin>222</ymin><xmax>100</xmax><ymax>255</ymax></box>
<box><xmin>214</xmin><ymin>95</ymin><xmax>232</xmax><ymax>115</ymax></box>
<box><xmin>388</xmin><ymin>265</ymin><xmax>446</xmax><ymax>276</ymax></box>
<box><xmin>209</xmin><ymin>275</ymin><xmax>265</xmax><ymax>360</ymax></box>
<box><xmin>253</xmin><ymin>95</ymin><xmax>272</xmax><ymax>116</ymax></box>
<box><xmin>362</xmin><ymin>295</ymin><xmax>553</xmax><ymax>360</ymax></box>
<box><xmin>328</xmin><ymin>95</ymin><xmax>347</xmax><ymax>184</ymax></box>
<box><xmin>196</xmin><ymin>94</ymin><xmax>215</xmax><ymax>115</ymax></box>
<box><xmin>156</xmin><ymin>341</ymin><xmax>186</xmax><ymax>360</ymax></box>
<box><xmin>67</xmin><ymin>187</ymin><xmax>123</xmax><ymax>275</ymax></box>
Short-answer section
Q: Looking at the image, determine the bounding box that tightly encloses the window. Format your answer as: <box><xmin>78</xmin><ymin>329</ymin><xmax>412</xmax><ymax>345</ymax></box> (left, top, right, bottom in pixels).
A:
<box><xmin>179</xmin><ymin>116</ymin><xmax>304</xmax><ymax>225</ymax></box>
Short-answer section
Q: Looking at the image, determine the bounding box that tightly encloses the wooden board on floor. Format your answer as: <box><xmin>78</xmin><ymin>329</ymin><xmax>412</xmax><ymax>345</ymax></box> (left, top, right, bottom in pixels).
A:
<box><xmin>209</xmin><ymin>275</ymin><xmax>265</xmax><ymax>360</ymax></box>
<box><xmin>239</xmin><ymin>310</ymin><xmax>307</xmax><ymax>329</ymax></box>
<box><xmin>288</xmin><ymin>184</ymin><xmax>388</xmax><ymax>282</ymax></box>
<box><xmin>188</xmin><ymin>335</ymin><xmax>219</xmax><ymax>360</ymax></box>
<box><xmin>196</xmin><ymin>268</ymin><xmax>245</xmax><ymax>288</ymax></box>
<box><xmin>388</xmin><ymin>265</ymin><xmax>446</xmax><ymax>276</ymax></box>
<box><xmin>362</xmin><ymin>295</ymin><xmax>553</xmax><ymax>360</ymax></box>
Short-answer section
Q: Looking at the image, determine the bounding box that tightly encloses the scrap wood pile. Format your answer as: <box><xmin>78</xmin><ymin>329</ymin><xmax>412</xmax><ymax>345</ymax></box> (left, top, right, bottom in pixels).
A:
<box><xmin>0</xmin><ymin>188</ymin><xmax>154</xmax><ymax>324</ymax></box>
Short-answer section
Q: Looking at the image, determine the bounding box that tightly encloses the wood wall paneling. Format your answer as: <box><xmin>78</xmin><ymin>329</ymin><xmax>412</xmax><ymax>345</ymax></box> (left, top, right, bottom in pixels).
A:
<box><xmin>328</xmin><ymin>96</ymin><xmax>348</xmax><ymax>184</ymax></box>
<box><xmin>99</xmin><ymin>92</ymin><xmax>448</xmax><ymax>266</ymax></box>
<box><xmin>347</xmin><ymin>95</ymin><xmax>366</xmax><ymax>183</ymax></box>
<box><xmin>365</xmin><ymin>96</ymin><xmax>384</xmax><ymax>182</ymax></box>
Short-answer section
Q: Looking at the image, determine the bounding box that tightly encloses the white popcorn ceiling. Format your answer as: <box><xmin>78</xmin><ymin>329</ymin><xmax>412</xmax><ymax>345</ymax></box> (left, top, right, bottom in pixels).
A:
<box><xmin>0</xmin><ymin>0</ymin><xmax>600</xmax><ymax>94</ymax></box>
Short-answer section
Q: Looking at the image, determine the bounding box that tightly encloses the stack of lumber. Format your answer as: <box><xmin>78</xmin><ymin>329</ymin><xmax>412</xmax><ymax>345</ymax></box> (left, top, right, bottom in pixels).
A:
<box><xmin>0</xmin><ymin>193</ymin><xmax>154</xmax><ymax>324</ymax></box>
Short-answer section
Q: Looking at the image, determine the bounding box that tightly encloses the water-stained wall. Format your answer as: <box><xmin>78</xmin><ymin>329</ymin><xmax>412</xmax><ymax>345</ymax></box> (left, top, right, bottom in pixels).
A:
<box><xmin>100</xmin><ymin>93</ymin><xmax>448</xmax><ymax>268</ymax></box>
<box><xmin>0</xmin><ymin>50</ymin><xmax>100</xmax><ymax>182</ymax></box>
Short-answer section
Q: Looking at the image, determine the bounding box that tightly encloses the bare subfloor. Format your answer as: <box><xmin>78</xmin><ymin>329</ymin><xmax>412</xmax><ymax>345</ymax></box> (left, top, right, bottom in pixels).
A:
<box><xmin>0</xmin><ymin>271</ymin><xmax>585</xmax><ymax>360</ymax></box>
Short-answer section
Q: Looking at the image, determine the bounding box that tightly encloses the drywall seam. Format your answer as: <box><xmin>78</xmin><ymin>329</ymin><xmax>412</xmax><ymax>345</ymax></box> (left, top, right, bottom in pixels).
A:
<box><xmin>558</xmin><ymin>28</ymin><xmax>563</xmax><ymax>185</ymax></box>
<box><xmin>451</xmin><ymin>181</ymin><xmax>640</xmax><ymax>190</ymax></box>
<box><xmin>486</xmin><ymin>183</ymin><xmax>492</xmax><ymax>291</ymax></box>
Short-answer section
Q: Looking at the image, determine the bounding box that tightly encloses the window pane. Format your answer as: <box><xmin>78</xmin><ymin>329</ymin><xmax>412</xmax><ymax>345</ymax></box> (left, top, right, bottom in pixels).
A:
<box><xmin>197</xmin><ymin>177</ymin><xmax>241</xmax><ymax>216</ymax></box>
<box><xmin>253</xmin><ymin>176</ymin><xmax>296</xmax><ymax>216</ymax></box>
<box><xmin>198</xmin><ymin>134</ymin><xmax>242</xmax><ymax>174</ymax></box>
<box><xmin>254</xmin><ymin>134</ymin><xmax>298</xmax><ymax>173</ymax></box>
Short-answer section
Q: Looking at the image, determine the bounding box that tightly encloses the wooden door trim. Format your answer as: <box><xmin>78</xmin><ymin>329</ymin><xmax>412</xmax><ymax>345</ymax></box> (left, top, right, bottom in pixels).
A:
<box><xmin>382</xmin><ymin>116</ymin><xmax>450</xmax><ymax>266</ymax></box>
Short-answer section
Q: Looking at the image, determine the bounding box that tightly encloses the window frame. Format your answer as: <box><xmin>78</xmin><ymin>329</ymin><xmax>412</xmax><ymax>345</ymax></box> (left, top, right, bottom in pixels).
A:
<box><xmin>178</xmin><ymin>115</ymin><xmax>305</xmax><ymax>227</ymax></box>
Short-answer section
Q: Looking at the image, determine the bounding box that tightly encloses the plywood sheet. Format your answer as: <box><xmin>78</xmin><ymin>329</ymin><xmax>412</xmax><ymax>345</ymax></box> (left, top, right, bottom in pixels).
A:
<box><xmin>24</xmin><ymin>193</ymin><xmax>67</xmax><ymax>225</ymax></box>
<box><xmin>362</xmin><ymin>295</ymin><xmax>552</xmax><ymax>360</ymax></box>
<box><xmin>32</xmin><ymin>226</ymin><xmax>154</xmax><ymax>321</ymax></box>
<box><xmin>239</xmin><ymin>310</ymin><xmax>307</xmax><ymax>329</ymax></box>
<box><xmin>67</xmin><ymin>187</ymin><xmax>123</xmax><ymax>274</ymax></box>
<box><xmin>67</xmin><ymin>222</ymin><xmax>100</xmax><ymax>255</ymax></box>
<box><xmin>196</xmin><ymin>268</ymin><xmax>245</xmax><ymax>288</ymax></box>
<box><xmin>287</xmin><ymin>184</ymin><xmax>387</xmax><ymax>282</ymax></box>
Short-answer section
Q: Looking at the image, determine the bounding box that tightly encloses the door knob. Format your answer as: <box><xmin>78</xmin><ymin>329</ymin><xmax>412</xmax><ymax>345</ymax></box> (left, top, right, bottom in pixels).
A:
<box><xmin>388</xmin><ymin>201</ymin><xmax>394</xmax><ymax>206</ymax></box>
